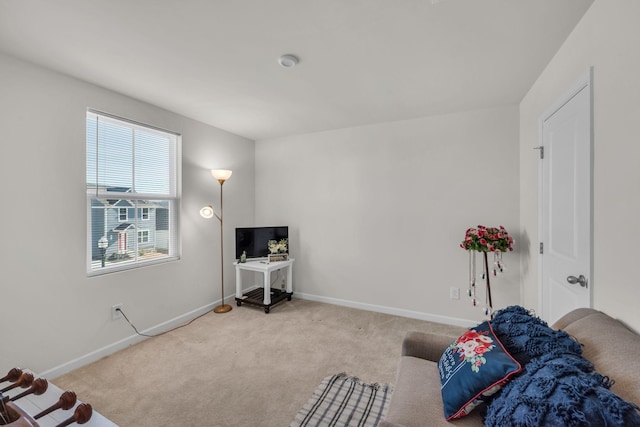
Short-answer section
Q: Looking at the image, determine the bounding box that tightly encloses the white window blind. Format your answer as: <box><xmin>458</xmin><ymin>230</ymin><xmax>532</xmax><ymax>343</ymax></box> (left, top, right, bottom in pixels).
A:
<box><xmin>86</xmin><ymin>110</ymin><xmax>180</xmax><ymax>275</ymax></box>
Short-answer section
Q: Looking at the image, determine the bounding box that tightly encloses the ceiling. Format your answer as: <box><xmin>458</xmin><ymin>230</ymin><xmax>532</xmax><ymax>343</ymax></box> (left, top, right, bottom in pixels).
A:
<box><xmin>0</xmin><ymin>0</ymin><xmax>594</xmax><ymax>141</ymax></box>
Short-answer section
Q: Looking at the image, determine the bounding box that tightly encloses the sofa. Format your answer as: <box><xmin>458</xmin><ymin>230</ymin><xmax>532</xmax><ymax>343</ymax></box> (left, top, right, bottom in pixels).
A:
<box><xmin>380</xmin><ymin>307</ymin><xmax>640</xmax><ymax>427</ymax></box>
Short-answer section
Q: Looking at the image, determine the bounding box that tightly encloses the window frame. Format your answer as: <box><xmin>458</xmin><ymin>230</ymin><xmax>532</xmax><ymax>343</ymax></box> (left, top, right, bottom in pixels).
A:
<box><xmin>140</xmin><ymin>207</ymin><xmax>150</xmax><ymax>221</ymax></box>
<box><xmin>138</xmin><ymin>229</ymin><xmax>150</xmax><ymax>244</ymax></box>
<box><xmin>118</xmin><ymin>207</ymin><xmax>128</xmax><ymax>222</ymax></box>
<box><xmin>86</xmin><ymin>110</ymin><xmax>181</xmax><ymax>276</ymax></box>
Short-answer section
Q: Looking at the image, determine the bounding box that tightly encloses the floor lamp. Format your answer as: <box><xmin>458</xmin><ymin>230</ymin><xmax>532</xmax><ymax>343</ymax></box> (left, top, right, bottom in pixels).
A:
<box><xmin>200</xmin><ymin>169</ymin><xmax>233</xmax><ymax>314</ymax></box>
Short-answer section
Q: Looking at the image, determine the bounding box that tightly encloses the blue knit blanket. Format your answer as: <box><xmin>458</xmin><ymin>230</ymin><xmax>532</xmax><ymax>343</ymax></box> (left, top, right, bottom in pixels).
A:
<box><xmin>484</xmin><ymin>306</ymin><xmax>640</xmax><ymax>426</ymax></box>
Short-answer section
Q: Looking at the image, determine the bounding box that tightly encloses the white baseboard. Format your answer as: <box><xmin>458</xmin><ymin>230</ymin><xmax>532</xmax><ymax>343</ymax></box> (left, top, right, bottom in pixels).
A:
<box><xmin>40</xmin><ymin>302</ymin><xmax>217</xmax><ymax>379</ymax></box>
<box><xmin>41</xmin><ymin>290</ymin><xmax>475</xmax><ymax>379</ymax></box>
<box><xmin>294</xmin><ymin>292</ymin><xmax>478</xmax><ymax>328</ymax></box>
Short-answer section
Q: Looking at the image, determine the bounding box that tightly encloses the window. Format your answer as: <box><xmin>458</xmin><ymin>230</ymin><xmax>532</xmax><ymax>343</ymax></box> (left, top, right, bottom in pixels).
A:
<box><xmin>138</xmin><ymin>230</ymin><xmax>149</xmax><ymax>244</ymax></box>
<box><xmin>86</xmin><ymin>110</ymin><xmax>180</xmax><ymax>275</ymax></box>
<box><xmin>119</xmin><ymin>208</ymin><xmax>128</xmax><ymax>221</ymax></box>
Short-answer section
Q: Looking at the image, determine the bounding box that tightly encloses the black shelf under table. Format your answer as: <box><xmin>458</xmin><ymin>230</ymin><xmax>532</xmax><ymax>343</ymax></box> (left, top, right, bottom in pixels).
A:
<box><xmin>236</xmin><ymin>287</ymin><xmax>293</xmax><ymax>313</ymax></box>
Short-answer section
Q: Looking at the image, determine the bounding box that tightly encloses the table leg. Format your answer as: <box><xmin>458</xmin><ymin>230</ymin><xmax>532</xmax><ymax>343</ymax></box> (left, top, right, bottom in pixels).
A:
<box><xmin>263</xmin><ymin>271</ymin><xmax>271</xmax><ymax>305</ymax></box>
<box><xmin>235</xmin><ymin>267</ymin><xmax>243</xmax><ymax>299</ymax></box>
<box><xmin>286</xmin><ymin>265</ymin><xmax>293</xmax><ymax>293</ymax></box>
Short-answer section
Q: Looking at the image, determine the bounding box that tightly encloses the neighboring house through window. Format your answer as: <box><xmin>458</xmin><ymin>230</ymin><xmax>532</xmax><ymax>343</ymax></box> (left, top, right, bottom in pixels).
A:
<box><xmin>86</xmin><ymin>110</ymin><xmax>180</xmax><ymax>275</ymax></box>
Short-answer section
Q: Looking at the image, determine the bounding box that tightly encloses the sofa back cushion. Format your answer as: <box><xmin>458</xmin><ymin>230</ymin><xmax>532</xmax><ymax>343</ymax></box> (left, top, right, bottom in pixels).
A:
<box><xmin>561</xmin><ymin>311</ymin><xmax>640</xmax><ymax>405</ymax></box>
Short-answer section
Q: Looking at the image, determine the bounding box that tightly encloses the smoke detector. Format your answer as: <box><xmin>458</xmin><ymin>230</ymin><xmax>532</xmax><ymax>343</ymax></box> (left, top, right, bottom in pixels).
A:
<box><xmin>278</xmin><ymin>54</ymin><xmax>299</xmax><ymax>68</ymax></box>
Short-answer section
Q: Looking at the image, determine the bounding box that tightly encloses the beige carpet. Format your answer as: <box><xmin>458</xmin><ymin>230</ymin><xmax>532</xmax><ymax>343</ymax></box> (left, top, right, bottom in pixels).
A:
<box><xmin>53</xmin><ymin>299</ymin><xmax>465</xmax><ymax>426</ymax></box>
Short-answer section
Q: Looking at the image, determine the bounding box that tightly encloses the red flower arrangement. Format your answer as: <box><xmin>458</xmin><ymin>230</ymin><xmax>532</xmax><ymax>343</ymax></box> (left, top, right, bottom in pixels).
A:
<box><xmin>460</xmin><ymin>225</ymin><xmax>514</xmax><ymax>253</ymax></box>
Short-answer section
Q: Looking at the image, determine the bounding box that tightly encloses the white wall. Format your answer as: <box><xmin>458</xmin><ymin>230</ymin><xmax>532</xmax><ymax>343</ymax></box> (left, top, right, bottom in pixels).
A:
<box><xmin>0</xmin><ymin>53</ymin><xmax>255</xmax><ymax>374</ymax></box>
<box><xmin>255</xmin><ymin>106</ymin><xmax>520</xmax><ymax>324</ymax></box>
<box><xmin>520</xmin><ymin>0</ymin><xmax>640</xmax><ymax>332</ymax></box>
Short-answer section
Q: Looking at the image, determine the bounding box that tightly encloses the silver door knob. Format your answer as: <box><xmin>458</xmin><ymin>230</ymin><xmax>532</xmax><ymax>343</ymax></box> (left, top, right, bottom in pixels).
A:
<box><xmin>567</xmin><ymin>275</ymin><xmax>588</xmax><ymax>288</ymax></box>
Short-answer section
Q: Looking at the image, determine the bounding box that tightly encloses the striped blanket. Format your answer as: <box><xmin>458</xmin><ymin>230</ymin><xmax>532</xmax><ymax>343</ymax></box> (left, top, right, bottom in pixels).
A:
<box><xmin>291</xmin><ymin>373</ymin><xmax>393</xmax><ymax>427</ymax></box>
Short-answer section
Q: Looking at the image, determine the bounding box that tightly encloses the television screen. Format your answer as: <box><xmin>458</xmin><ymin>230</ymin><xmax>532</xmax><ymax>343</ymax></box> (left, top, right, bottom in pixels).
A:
<box><xmin>235</xmin><ymin>226</ymin><xmax>289</xmax><ymax>259</ymax></box>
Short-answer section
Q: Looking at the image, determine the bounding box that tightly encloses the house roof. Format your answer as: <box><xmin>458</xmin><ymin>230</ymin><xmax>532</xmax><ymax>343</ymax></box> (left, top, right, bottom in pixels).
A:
<box><xmin>96</xmin><ymin>199</ymin><xmax>160</xmax><ymax>209</ymax></box>
<box><xmin>0</xmin><ymin>0</ymin><xmax>594</xmax><ymax>140</ymax></box>
<box><xmin>113</xmin><ymin>223</ymin><xmax>135</xmax><ymax>232</ymax></box>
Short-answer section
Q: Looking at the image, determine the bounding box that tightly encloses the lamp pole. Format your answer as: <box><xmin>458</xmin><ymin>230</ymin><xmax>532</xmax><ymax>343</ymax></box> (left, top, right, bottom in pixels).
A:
<box><xmin>214</xmin><ymin>174</ymin><xmax>231</xmax><ymax>313</ymax></box>
<box><xmin>202</xmin><ymin>169</ymin><xmax>233</xmax><ymax>314</ymax></box>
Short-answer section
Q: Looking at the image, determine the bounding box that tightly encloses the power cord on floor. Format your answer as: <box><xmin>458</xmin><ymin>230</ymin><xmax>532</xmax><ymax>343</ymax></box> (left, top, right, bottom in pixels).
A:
<box><xmin>116</xmin><ymin>307</ymin><xmax>212</xmax><ymax>338</ymax></box>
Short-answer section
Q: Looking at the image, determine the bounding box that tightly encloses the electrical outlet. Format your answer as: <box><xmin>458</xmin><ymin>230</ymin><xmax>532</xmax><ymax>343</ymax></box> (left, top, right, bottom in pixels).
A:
<box><xmin>450</xmin><ymin>287</ymin><xmax>460</xmax><ymax>300</ymax></box>
<box><xmin>111</xmin><ymin>304</ymin><xmax>123</xmax><ymax>320</ymax></box>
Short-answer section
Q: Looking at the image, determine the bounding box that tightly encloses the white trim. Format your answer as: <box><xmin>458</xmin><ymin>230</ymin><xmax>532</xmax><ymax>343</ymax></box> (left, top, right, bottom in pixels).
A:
<box><xmin>40</xmin><ymin>291</ymin><xmax>475</xmax><ymax>379</ymax></box>
<box><xmin>87</xmin><ymin>255</ymin><xmax>179</xmax><ymax>277</ymax></box>
<box><xmin>118</xmin><ymin>207</ymin><xmax>128</xmax><ymax>222</ymax></box>
<box><xmin>294</xmin><ymin>292</ymin><xmax>478</xmax><ymax>328</ymax></box>
<box><xmin>137</xmin><ymin>229</ymin><xmax>150</xmax><ymax>243</ymax></box>
<box><xmin>140</xmin><ymin>207</ymin><xmax>150</xmax><ymax>220</ymax></box>
<box><xmin>40</xmin><ymin>302</ymin><xmax>216</xmax><ymax>379</ymax></box>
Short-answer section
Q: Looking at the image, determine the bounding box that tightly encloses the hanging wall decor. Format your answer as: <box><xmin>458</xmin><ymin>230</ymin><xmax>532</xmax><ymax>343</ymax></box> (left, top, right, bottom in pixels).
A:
<box><xmin>460</xmin><ymin>225</ymin><xmax>514</xmax><ymax>317</ymax></box>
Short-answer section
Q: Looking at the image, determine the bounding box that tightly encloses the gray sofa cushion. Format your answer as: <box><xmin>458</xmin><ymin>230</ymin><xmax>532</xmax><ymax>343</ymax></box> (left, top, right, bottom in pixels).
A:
<box><xmin>561</xmin><ymin>311</ymin><xmax>640</xmax><ymax>405</ymax></box>
<box><xmin>380</xmin><ymin>356</ymin><xmax>483</xmax><ymax>427</ymax></box>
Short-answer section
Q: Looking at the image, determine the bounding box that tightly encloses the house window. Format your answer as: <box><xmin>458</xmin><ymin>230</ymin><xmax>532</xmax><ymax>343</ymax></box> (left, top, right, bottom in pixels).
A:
<box><xmin>86</xmin><ymin>110</ymin><xmax>181</xmax><ymax>275</ymax></box>
<box><xmin>138</xmin><ymin>230</ymin><xmax>149</xmax><ymax>244</ymax></box>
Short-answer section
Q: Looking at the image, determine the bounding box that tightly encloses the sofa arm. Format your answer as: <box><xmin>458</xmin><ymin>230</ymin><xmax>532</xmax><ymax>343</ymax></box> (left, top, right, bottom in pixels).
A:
<box><xmin>401</xmin><ymin>331</ymin><xmax>456</xmax><ymax>362</ymax></box>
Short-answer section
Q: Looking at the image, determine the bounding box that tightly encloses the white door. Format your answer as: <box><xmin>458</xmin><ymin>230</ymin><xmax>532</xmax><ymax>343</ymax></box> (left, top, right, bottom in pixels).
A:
<box><xmin>539</xmin><ymin>69</ymin><xmax>593</xmax><ymax>325</ymax></box>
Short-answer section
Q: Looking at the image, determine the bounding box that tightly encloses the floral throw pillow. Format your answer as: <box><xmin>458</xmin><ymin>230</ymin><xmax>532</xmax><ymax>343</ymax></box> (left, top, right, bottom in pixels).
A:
<box><xmin>438</xmin><ymin>321</ymin><xmax>522</xmax><ymax>420</ymax></box>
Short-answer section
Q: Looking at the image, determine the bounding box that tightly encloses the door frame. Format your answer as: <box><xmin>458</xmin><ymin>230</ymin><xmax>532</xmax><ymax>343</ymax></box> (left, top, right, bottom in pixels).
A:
<box><xmin>537</xmin><ymin>67</ymin><xmax>594</xmax><ymax>319</ymax></box>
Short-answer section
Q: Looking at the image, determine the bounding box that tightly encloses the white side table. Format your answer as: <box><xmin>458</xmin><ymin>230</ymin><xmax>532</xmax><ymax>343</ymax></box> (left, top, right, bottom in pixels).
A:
<box><xmin>233</xmin><ymin>258</ymin><xmax>294</xmax><ymax>313</ymax></box>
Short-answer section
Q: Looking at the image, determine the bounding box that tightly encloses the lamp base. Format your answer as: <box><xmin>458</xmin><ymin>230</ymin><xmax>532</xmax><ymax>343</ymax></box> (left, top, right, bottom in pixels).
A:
<box><xmin>213</xmin><ymin>304</ymin><xmax>233</xmax><ymax>314</ymax></box>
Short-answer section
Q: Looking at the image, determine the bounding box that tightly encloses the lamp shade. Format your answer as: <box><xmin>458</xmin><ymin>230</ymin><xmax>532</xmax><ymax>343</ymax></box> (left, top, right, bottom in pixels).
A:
<box><xmin>200</xmin><ymin>205</ymin><xmax>215</xmax><ymax>219</ymax></box>
<box><xmin>211</xmin><ymin>169</ymin><xmax>232</xmax><ymax>181</ymax></box>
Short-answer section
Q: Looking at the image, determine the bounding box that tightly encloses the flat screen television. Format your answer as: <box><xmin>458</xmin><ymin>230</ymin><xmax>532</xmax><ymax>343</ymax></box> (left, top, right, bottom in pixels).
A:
<box><xmin>235</xmin><ymin>226</ymin><xmax>289</xmax><ymax>259</ymax></box>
